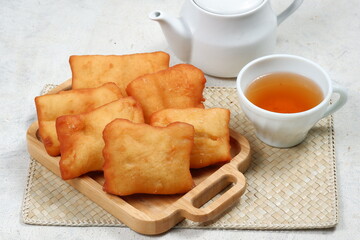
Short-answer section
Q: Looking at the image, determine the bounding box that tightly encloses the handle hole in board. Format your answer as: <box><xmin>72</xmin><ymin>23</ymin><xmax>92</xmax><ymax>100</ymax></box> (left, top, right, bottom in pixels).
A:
<box><xmin>191</xmin><ymin>175</ymin><xmax>236</xmax><ymax>209</ymax></box>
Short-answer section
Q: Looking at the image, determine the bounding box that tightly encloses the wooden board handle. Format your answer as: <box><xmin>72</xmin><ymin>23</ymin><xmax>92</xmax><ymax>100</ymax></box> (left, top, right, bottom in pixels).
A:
<box><xmin>175</xmin><ymin>164</ymin><xmax>246</xmax><ymax>222</ymax></box>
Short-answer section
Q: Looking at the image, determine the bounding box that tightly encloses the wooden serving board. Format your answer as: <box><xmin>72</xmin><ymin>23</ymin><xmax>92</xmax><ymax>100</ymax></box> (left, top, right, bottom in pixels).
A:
<box><xmin>26</xmin><ymin>80</ymin><xmax>251</xmax><ymax>235</ymax></box>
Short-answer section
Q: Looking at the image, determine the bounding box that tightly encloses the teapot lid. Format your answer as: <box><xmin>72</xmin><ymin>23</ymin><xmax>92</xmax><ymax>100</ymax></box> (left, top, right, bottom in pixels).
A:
<box><xmin>194</xmin><ymin>0</ymin><xmax>264</xmax><ymax>15</ymax></box>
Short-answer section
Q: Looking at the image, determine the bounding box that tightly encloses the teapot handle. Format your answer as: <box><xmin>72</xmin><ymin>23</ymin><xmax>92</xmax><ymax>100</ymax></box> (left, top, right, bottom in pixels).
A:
<box><xmin>277</xmin><ymin>0</ymin><xmax>304</xmax><ymax>25</ymax></box>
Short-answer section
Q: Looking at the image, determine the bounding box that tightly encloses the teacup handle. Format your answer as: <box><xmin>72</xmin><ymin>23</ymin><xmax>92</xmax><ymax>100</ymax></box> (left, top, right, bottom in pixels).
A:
<box><xmin>277</xmin><ymin>0</ymin><xmax>304</xmax><ymax>25</ymax></box>
<box><xmin>322</xmin><ymin>82</ymin><xmax>348</xmax><ymax>118</ymax></box>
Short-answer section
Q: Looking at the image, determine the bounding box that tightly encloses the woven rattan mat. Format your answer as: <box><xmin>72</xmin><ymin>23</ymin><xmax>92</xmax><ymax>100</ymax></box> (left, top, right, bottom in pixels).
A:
<box><xmin>22</xmin><ymin>85</ymin><xmax>338</xmax><ymax>230</ymax></box>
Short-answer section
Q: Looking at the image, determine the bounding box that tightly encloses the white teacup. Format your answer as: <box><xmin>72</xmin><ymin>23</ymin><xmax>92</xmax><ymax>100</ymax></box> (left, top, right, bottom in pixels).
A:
<box><xmin>236</xmin><ymin>54</ymin><xmax>348</xmax><ymax>148</ymax></box>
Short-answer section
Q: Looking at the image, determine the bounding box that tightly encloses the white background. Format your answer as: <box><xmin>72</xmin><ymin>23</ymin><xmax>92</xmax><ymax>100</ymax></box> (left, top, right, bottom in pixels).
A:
<box><xmin>1</xmin><ymin>0</ymin><xmax>359</xmax><ymax>239</ymax></box>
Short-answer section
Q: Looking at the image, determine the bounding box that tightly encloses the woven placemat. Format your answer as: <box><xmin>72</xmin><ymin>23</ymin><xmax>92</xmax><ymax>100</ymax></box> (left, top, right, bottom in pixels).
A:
<box><xmin>22</xmin><ymin>85</ymin><xmax>338</xmax><ymax>229</ymax></box>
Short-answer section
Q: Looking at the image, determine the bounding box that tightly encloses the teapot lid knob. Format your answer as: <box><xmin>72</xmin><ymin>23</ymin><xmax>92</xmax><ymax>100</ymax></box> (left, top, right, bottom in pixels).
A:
<box><xmin>194</xmin><ymin>0</ymin><xmax>263</xmax><ymax>15</ymax></box>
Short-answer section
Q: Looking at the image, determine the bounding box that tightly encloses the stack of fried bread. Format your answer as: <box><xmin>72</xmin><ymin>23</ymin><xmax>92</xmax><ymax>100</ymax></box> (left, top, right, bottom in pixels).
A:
<box><xmin>34</xmin><ymin>51</ymin><xmax>232</xmax><ymax>196</ymax></box>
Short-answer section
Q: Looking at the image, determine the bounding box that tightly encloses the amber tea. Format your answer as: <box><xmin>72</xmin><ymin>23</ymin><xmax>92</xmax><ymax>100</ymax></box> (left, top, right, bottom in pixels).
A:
<box><xmin>245</xmin><ymin>72</ymin><xmax>324</xmax><ymax>113</ymax></box>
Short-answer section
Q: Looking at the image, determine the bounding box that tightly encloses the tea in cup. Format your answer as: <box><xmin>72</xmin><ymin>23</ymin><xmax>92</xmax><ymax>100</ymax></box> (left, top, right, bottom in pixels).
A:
<box><xmin>236</xmin><ymin>54</ymin><xmax>347</xmax><ymax>148</ymax></box>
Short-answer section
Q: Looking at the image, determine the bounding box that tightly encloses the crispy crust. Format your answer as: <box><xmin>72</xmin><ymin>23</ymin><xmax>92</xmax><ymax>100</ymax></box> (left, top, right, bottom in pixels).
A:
<box><xmin>35</xmin><ymin>82</ymin><xmax>123</xmax><ymax>156</ymax></box>
<box><xmin>56</xmin><ymin>97</ymin><xmax>144</xmax><ymax>180</ymax></box>
<box><xmin>150</xmin><ymin>108</ymin><xmax>232</xmax><ymax>168</ymax></box>
<box><xmin>70</xmin><ymin>51</ymin><xmax>170</xmax><ymax>96</ymax></box>
<box><xmin>126</xmin><ymin>64</ymin><xmax>206</xmax><ymax>122</ymax></box>
<box><xmin>102</xmin><ymin>119</ymin><xmax>194</xmax><ymax>196</ymax></box>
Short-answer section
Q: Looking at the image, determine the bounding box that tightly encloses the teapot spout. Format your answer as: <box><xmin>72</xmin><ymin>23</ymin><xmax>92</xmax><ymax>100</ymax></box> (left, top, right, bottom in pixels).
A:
<box><xmin>149</xmin><ymin>11</ymin><xmax>191</xmax><ymax>62</ymax></box>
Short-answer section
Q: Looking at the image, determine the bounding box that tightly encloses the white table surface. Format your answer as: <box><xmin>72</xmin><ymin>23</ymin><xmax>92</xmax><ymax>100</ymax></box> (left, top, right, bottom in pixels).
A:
<box><xmin>1</xmin><ymin>0</ymin><xmax>359</xmax><ymax>239</ymax></box>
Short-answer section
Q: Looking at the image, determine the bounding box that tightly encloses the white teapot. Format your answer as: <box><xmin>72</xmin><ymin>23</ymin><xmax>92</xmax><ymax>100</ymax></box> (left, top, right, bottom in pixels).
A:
<box><xmin>149</xmin><ymin>0</ymin><xmax>303</xmax><ymax>77</ymax></box>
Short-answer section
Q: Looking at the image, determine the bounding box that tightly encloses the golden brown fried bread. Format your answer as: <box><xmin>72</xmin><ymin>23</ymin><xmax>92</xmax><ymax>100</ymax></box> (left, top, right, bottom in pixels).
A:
<box><xmin>56</xmin><ymin>97</ymin><xmax>144</xmax><ymax>180</ymax></box>
<box><xmin>102</xmin><ymin>119</ymin><xmax>194</xmax><ymax>196</ymax></box>
<box><xmin>35</xmin><ymin>83</ymin><xmax>123</xmax><ymax>156</ymax></box>
<box><xmin>70</xmin><ymin>51</ymin><xmax>170</xmax><ymax>96</ymax></box>
<box><xmin>126</xmin><ymin>64</ymin><xmax>206</xmax><ymax>122</ymax></box>
<box><xmin>150</xmin><ymin>108</ymin><xmax>232</xmax><ymax>168</ymax></box>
